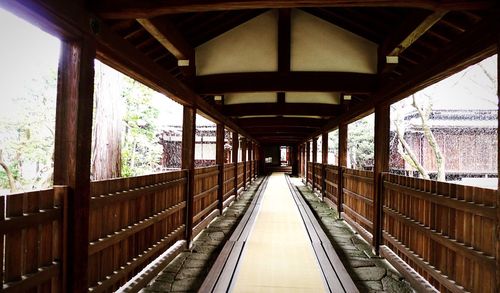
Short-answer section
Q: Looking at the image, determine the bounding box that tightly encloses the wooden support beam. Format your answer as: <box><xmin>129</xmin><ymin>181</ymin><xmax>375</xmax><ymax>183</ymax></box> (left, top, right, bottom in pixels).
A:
<box><xmin>321</xmin><ymin>132</ymin><xmax>328</xmax><ymax>200</ymax></box>
<box><xmin>338</xmin><ymin>123</ymin><xmax>347</xmax><ymax>216</ymax></box>
<box><xmin>236</xmin><ymin>117</ymin><xmax>325</xmax><ymax>128</ymax></box>
<box><xmin>496</xmin><ymin>22</ymin><xmax>500</xmax><ymax>293</ymax></box>
<box><xmin>306</xmin><ymin>141</ymin><xmax>311</xmax><ymax>185</ymax></box>
<box><xmin>216</xmin><ymin>123</ymin><xmax>225</xmax><ymax>213</ymax></box>
<box><xmin>224</xmin><ymin>103</ymin><xmax>340</xmax><ymax>117</ymax></box>
<box><xmin>137</xmin><ymin>17</ymin><xmax>195</xmax><ymax>76</ymax></box>
<box><xmin>232</xmin><ymin>131</ymin><xmax>239</xmax><ymax>197</ymax></box>
<box><xmin>373</xmin><ymin>104</ymin><xmax>390</xmax><ymax>255</ymax></box>
<box><xmin>182</xmin><ymin>106</ymin><xmax>196</xmax><ymax>243</ymax></box>
<box><xmin>196</xmin><ymin>72</ymin><xmax>376</xmax><ymax>94</ymax></box>
<box><xmin>312</xmin><ymin>137</ymin><xmax>318</xmax><ymax>191</ymax></box>
<box><xmin>241</xmin><ymin>138</ymin><xmax>247</xmax><ymax>190</ymax></box>
<box><xmin>53</xmin><ymin>39</ymin><xmax>95</xmax><ymax>293</ymax></box>
<box><xmin>247</xmin><ymin>141</ymin><xmax>253</xmax><ymax>181</ymax></box>
<box><xmin>94</xmin><ymin>0</ymin><xmax>497</xmax><ymax>19</ymax></box>
<box><xmin>278</xmin><ymin>9</ymin><xmax>291</xmax><ymax>73</ymax></box>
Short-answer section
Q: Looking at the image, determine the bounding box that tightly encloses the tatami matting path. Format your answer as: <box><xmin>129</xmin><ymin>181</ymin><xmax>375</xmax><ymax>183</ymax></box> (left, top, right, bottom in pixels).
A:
<box><xmin>231</xmin><ymin>173</ymin><xmax>327</xmax><ymax>292</ymax></box>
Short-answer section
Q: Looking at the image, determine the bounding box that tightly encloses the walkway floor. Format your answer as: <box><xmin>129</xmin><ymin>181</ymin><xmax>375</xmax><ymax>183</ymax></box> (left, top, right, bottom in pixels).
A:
<box><xmin>231</xmin><ymin>173</ymin><xmax>327</xmax><ymax>292</ymax></box>
<box><xmin>142</xmin><ymin>174</ymin><xmax>414</xmax><ymax>293</ymax></box>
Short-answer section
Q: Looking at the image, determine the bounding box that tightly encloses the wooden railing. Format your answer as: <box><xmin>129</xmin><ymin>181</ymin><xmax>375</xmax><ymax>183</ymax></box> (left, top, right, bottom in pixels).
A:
<box><xmin>192</xmin><ymin>166</ymin><xmax>220</xmax><ymax>238</ymax></box>
<box><xmin>302</xmin><ymin>164</ymin><xmax>499</xmax><ymax>293</ymax></box>
<box><xmin>237</xmin><ymin>162</ymin><xmax>244</xmax><ymax>190</ymax></box>
<box><xmin>1</xmin><ymin>187</ymin><xmax>66</xmax><ymax>293</ymax></box>
<box><xmin>223</xmin><ymin>163</ymin><xmax>235</xmax><ymax>203</ymax></box>
<box><xmin>324</xmin><ymin>165</ymin><xmax>340</xmax><ymax>209</ymax></box>
<box><xmin>342</xmin><ymin>168</ymin><xmax>374</xmax><ymax>242</ymax></box>
<box><xmin>88</xmin><ymin>171</ymin><xmax>187</xmax><ymax>292</ymax></box>
<box><xmin>382</xmin><ymin>173</ymin><xmax>497</xmax><ymax>293</ymax></box>
<box><xmin>313</xmin><ymin>163</ymin><xmax>322</xmax><ymax>192</ymax></box>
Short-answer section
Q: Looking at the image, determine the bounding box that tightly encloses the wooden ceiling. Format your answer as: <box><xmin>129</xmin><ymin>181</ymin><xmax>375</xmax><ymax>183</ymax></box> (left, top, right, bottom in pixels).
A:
<box><xmin>91</xmin><ymin>0</ymin><xmax>498</xmax><ymax>145</ymax></box>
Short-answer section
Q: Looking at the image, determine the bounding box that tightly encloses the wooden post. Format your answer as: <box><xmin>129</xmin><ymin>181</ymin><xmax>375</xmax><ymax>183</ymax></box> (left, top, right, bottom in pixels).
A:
<box><xmin>312</xmin><ymin>137</ymin><xmax>318</xmax><ymax>192</ymax></box>
<box><xmin>496</xmin><ymin>28</ymin><xmax>500</xmax><ymax>293</ymax></box>
<box><xmin>53</xmin><ymin>39</ymin><xmax>95</xmax><ymax>293</ymax></box>
<box><xmin>322</xmin><ymin>132</ymin><xmax>328</xmax><ymax>201</ymax></box>
<box><xmin>232</xmin><ymin>131</ymin><xmax>239</xmax><ymax>197</ymax></box>
<box><xmin>247</xmin><ymin>140</ymin><xmax>253</xmax><ymax>182</ymax></box>
<box><xmin>373</xmin><ymin>104</ymin><xmax>390</xmax><ymax>254</ymax></box>
<box><xmin>338</xmin><ymin>124</ymin><xmax>347</xmax><ymax>217</ymax></box>
<box><xmin>241</xmin><ymin>138</ymin><xmax>247</xmax><ymax>190</ymax></box>
<box><xmin>216</xmin><ymin>123</ymin><xmax>224</xmax><ymax>213</ymax></box>
<box><xmin>306</xmin><ymin>141</ymin><xmax>311</xmax><ymax>185</ymax></box>
<box><xmin>182</xmin><ymin>106</ymin><xmax>196</xmax><ymax>243</ymax></box>
<box><xmin>291</xmin><ymin>145</ymin><xmax>299</xmax><ymax>176</ymax></box>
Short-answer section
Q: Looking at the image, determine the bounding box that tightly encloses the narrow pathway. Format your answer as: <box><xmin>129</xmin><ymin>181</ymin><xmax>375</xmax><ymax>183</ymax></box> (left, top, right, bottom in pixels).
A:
<box><xmin>231</xmin><ymin>173</ymin><xmax>327</xmax><ymax>292</ymax></box>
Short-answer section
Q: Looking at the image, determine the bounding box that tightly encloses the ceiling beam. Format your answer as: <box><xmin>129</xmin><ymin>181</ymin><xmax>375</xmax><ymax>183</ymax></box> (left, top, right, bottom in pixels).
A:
<box><xmin>137</xmin><ymin>17</ymin><xmax>193</xmax><ymax>60</ymax></box>
<box><xmin>94</xmin><ymin>1</ymin><xmax>497</xmax><ymax>19</ymax></box>
<box><xmin>224</xmin><ymin>103</ymin><xmax>340</xmax><ymax>117</ymax></box>
<box><xmin>278</xmin><ymin>9</ymin><xmax>291</xmax><ymax>73</ymax></box>
<box><xmin>246</xmin><ymin>126</ymin><xmax>317</xmax><ymax>133</ymax></box>
<box><xmin>195</xmin><ymin>72</ymin><xmax>377</xmax><ymax>94</ymax></box>
<box><xmin>235</xmin><ymin>117</ymin><xmax>326</xmax><ymax>128</ymax></box>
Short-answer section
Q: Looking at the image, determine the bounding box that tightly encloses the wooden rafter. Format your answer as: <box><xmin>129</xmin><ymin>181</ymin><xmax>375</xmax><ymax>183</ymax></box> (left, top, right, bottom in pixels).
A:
<box><xmin>93</xmin><ymin>0</ymin><xmax>497</xmax><ymax>19</ymax></box>
<box><xmin>278</xmin><ymin>8</ymin><xmax>291</xmax><ymax>73</ymax></box>
<box><xmin>137</xmin><ymin>17</ymin><xmax>193</xmax><ymax>60</ymax></box>
<box><xmin>195</xmin><ymin>72</ymin><xmax>377</xmax><ymax>94</ymax></box>
<box><xmin>224</xmin><ymin>103</ymin><xmax>340</xmax><ymax>117</ymax></box>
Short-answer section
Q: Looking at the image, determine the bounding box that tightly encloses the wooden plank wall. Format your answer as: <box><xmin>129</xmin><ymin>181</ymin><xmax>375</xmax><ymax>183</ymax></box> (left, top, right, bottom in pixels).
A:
<box><xmin>342</xmin><ymin>168</ymin><xmax>375</xmax><ymax>241</ymax></box>
<box><xmin>382</xmin><ymin>173</ymin><xmax>496</xmax><ymax>293</ymax></box>
<box><xmin>237</xmin><ymin>162</ymin><xmax>245</xmax><ymax>191</ymax></box>
<box><xmin>193</xmin><ymin>166</ymin><xmax>219</xmax><ymax>235</ymax></box>
<box><xmin>87</xmin><ymin>171</ymin><xmax>187</xmax><ymax>292</ymax></box>
<box><xmin>0</xmin><ymin>187</ymin><xmax>66</xmax><ymax>293</ymax></box>
<box><xmin>324</xmin><ymin>165</ymin><xmax>340</xmax><ymax>209</ymax></box>
<box><xmin>223</xmin><ymin>163</ymin><xmax>236</xmax><ymax>202</ymax></box>
<box><xmin>307</xmin><ymin>162</ymin><xmax>313</xmax><ymax>186</ymax></box>
<box><xmin>313</xmin><ymin>163</ymin><xmax>322</xmax><ymax>193</ymax></box>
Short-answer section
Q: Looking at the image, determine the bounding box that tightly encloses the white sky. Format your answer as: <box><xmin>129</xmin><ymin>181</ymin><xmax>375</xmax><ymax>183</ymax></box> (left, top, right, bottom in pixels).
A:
<box><xmin>0</xmin><ymin>8</ymin><xmax>60</xmax><ymax>120</ymax></box>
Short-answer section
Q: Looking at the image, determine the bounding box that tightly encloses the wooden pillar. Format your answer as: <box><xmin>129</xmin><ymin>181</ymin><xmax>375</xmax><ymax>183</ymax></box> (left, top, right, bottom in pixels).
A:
<box><xmin>182</xmin><ymin>106</ymin><xmax>196</xmax><ymax>243</ymax></box>
<box><xmin>291</xmin><ymin>145</ymin><xmax>299</xmax><ymax>176</ymax></box>
<box><xmin>241</xmin><ymin>138</ymin><xmax>247</xmax><ymax>190</ymax></box>
<box><xmin>322</xmin><ymin>132</ymin><xmax>328</xmax><ymax>200</ymax></box>
<box><xmin>216</xmin><ymin>123</ymin><xmax>225</xmax><ymax>213</ymax></box>
<box><xmin>312</xmin><ymin>137</ymin><xmax>318</xmax><ymax>191</ymax></box>
<box><xmin>248</xmin><ymin>141</ymin><xmax>253</xmax><ymax>182</ymax></box>
<box><xmin>373</xmin><ymin>105</ymin><xmax>390</xmax><ymax>254</ymax></box>
<box><xmin>338</xmin><ymin>124</ymin><xmax>347</xmax><ymax>216</ymax></box>
<box><xmin>232</xmin><ymin>131</ymin><xmax>239</xmax><ymax>197</ymax></box>
<box><xmin>496</xmin><ymin>29</ymin><xmax>500</xmax><ymax>293</ymax></box>
<box><xmin>306</xmin><ymin>141</ymin><xmax>311</xmax><ymax>185</ymax></box>
<box><xmin>53</xmin><ymin>39</ymin><xmax>95</xmax><ymax>293</ymax></box>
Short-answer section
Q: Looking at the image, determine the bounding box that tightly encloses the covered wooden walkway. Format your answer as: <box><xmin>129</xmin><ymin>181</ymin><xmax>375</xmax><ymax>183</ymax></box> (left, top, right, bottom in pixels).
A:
<box><xmin>200</xmin><ymin>173</ymin><xmax>358</xmax><ymax>293</ymax></box>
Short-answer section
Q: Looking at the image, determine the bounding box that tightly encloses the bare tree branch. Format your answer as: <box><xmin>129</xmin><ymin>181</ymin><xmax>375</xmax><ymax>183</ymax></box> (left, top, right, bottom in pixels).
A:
<box><xmin>0</xmin><ymin>149</ymin><xmax>17</xmax><ymax>193</ymax></box>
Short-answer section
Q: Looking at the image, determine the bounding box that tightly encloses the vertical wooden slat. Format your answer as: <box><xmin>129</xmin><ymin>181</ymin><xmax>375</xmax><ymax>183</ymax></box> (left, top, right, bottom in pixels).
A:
<box><xmin>241</xmin><ymin>138</ymin><xmax>247</xmax><ymax>190</ymax></box>
<box><xmin>25</xmin><ymin>191</ymin><xmax>40</xmax><ymax>293</ymax></box>
<box><xmin>306</xmin><ymin>141</ymin><xmax>310</xmax><ymax>185</ymax></box>
<box><xmin>216</xmin><ymin>124</ymin><xmax>225</xmax><ymax>213</ymax></box>
<box><xmin>5</xmin><ymin>193</ymin><xmax>24</xmax><ymax>283</ymax></box>
<box><xmin>53</xmin><ymin>39</ymin><xmax>95</xmax><ymax>293</ymax></box>
<box><xmin>374</xmin><ymin>104</ymin><xmax>390</xmax><ymax>254</ymax></box>
<box><xmin>0</xmin><ymin>196</ymin><xmax>4</xmax><ymax>286</ymax></box>
<box><xmin>339</xmin><ymin>124</ymin><xmax>347</xmax><ymax>215</ymax></box>
<box><xmin>182</xmin><ymin>106</ymin><xmax>196</xmax><ymax>243</ymax></box>
<box><xmin>496</xmin><ymin>27</ymin><xmax>500</xmax><ymax>293</ymax></box>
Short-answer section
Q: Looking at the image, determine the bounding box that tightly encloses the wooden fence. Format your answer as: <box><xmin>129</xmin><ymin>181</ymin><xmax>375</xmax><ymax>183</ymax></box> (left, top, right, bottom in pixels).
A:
<box><xmin>88</xmin><ymin>171</ymin><xmax>187</xmax><ymax>292</ymax></box>
<box><xmin>382</xmin><ymin>173</ymin><xmax>497</xmax><ymax>293</ymax></box>
<box><xmin>303</xmin><ymin>165</ymin><xmax>499</xmax><ymax>293</ymax></box>
<box><xmin>324</xmin><ymin>165</ymin><xmax>340</xmax><ymax>209</ymax></box>
<box><xmin>223</xmin><ymin>163</ymin><xmax>235</xmax><ymax>204</ymax></box>
<box><xmin>313</xmin><ymin>163</ymin><xmax>322</xmax><ymax>192</ymax></box>
<box><xmin>192</xmin><ymin>166</ymin><xmax>220</xmax><ymax>238</ymax></box>
<box><xmin>342</xmin><ymin>168</ymin><xmax>374</xmax><ymax>242</ymax></box>
<box><xmin>237</xmin><ymin>162</ymin><xmax>245</xmax><ymax>191</ymax></box>
<box><xmin>0</xmin><ymin>187</ymin><xmax>66</xmax><ymax>293</ymax></box>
